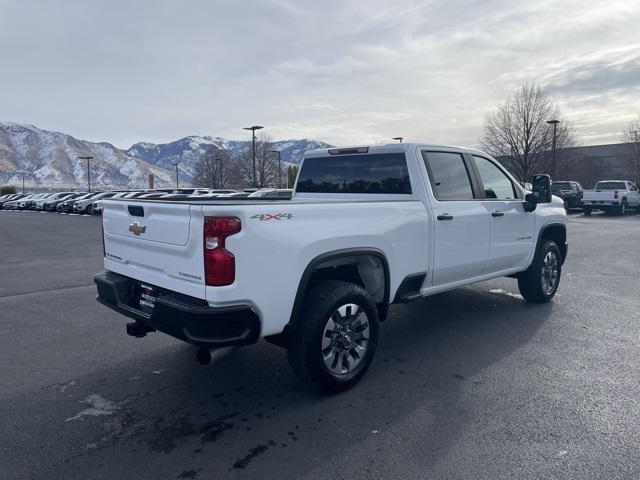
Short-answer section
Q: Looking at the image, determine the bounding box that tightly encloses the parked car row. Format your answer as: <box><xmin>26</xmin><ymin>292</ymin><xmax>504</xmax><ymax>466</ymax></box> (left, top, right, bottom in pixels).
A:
<box><xmin>0</xmin><ymin>188</ymin><xmax>294</xmax><ymax>214</ymax></box>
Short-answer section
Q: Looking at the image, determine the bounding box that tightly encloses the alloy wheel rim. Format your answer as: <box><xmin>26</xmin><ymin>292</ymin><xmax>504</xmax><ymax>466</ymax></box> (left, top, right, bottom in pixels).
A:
<box><xmin>321</xmin><ymin>303</ymin><xmax>370</xmax><ymax>375</ymax></box>
<box><xmin>541</xmin><ymin>251</ymin><xmax>559</xmax><ymax>295</ymax></box>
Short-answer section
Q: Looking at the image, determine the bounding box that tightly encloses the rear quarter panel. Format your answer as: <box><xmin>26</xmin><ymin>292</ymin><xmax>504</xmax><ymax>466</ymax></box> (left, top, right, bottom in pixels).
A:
<box><xmin>201</xmin><ymin>200</ymin><xmax>430</xmax><ymax>336</ymax></box>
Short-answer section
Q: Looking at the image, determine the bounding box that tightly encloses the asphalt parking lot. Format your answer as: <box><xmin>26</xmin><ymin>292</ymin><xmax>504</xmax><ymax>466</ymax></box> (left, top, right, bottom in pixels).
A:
<box><xmin>1</xmin><ymin>210</ymin><xmax>639</xmax><ymax>480</ymax></box>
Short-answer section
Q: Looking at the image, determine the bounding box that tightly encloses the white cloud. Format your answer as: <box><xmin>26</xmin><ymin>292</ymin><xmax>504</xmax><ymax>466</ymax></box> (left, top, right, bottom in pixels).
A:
<box><xmin>0</xmin><ymin>0</ymin><xmax>637</xmax><ymax>148</ymax></box>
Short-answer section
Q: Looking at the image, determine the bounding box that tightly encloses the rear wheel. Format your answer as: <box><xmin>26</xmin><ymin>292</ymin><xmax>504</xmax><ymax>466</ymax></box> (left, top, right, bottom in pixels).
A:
<box><xmin>287</xmin><ymin>280</ymin><xmax>379</xmax><ymax>393</ymax></box>
<box><xmin>583</xmin><ymin>207</ymin><xmax>592</xmax><ymax>216</ymax></box>
<box><xmin>518</xmin><ymin>240</ymin><xmax>561</xmax><ymax>303</ymax></box>
<box><xmin>618</xmin><ymin>200</ymin><xmax>627</xmax><ymax>215</ymax></box>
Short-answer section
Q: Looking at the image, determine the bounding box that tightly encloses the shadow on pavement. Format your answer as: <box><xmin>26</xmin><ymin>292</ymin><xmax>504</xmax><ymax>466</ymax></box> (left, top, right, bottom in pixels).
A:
<box><xmin>5</xmin><ymin>284</ymin><xmax>553</xmax><ymax>479</ymax></box>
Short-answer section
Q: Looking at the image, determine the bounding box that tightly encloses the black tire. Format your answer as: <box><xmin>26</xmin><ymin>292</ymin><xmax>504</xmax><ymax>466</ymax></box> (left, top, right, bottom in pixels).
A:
<box><xmin>583</xmin><ymin>207</ymin><xmax>592</xmax><ymax>216</ymax></box>
<box><xmin>518</xmin><ymin>240</ymin><xmax>562</xmax><ymax>303</ymax></box>
<box><xmin>618</xmin><ymin>200</ymin><xmax>627</xmax><ymax>216</ymax></box>
<box><xmin>287</xmin><ymin>280</ymin><xmax>379</xmax><ymax>393</ymax></box>
<box><xmin>86</xmin><ymin>205</ymin><xmax>93</xmax><ymax>215</ymax></box>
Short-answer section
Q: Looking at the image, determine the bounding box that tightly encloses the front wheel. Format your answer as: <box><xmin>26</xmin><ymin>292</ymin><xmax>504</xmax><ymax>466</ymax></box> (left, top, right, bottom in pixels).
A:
<box><xmin>518</xmin><ymin>240</ymin><xmax>562</xmax><ymax>303</ymax></box>
<box><xmin>287</xmin><ymin>280</ymin><xmax>379</xmax><ymax>393</ymax></box>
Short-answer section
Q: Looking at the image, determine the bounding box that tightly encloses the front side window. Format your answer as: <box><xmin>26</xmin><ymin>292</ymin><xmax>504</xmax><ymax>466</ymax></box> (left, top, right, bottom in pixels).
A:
<box><xmin>473</xmin><ymin>156</ymin><xmax>516</xmax><ymax>200</ymax></box>
<box><xmin>296</xmin><ymin>153</ymin><xmax>411</xmax><ymax>194</ymax></box>
<box><xmin>422</xmin><ymin>151</ymin><xmax>474</xmax><ymax>200</ymax></box>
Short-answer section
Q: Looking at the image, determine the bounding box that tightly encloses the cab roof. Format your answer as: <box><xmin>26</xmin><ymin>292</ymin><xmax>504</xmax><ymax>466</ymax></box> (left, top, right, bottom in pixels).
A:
<box><xmin>304</xmin><ymin>143</ymin><xmax>487</xmax><ymax>158</ymax></box>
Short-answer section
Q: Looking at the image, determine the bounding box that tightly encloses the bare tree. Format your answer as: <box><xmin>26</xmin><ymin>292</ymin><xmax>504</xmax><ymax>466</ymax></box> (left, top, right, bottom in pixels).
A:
<box><xmin>236</xmin><ymin>135</ymin><xmax>279</xmax><ymax>188</ymax></box>
<box><xmin>192</xmin><ymin>144</ymin><xmax>232</xmax><ymax>189</ymax></box>
<box><xmin>480</xmin><ymin>82</ymin><xmax>576</xmax><ymax>182</ymax></box>
<box><xmin>622</xmin><ymin>116</ymin><xmax>640</xmax><ymax>185</ymax></box>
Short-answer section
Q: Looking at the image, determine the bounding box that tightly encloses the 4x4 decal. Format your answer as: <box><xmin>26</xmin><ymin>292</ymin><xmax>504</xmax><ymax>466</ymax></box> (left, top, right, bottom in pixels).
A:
<box><xmin>250</xmin><ymin>213</ymin><xmax>293</xmax><ymax>221</ymax></box>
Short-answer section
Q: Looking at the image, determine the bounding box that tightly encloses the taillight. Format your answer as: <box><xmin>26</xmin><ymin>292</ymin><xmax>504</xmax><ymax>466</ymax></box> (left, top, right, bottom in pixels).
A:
<box><xmin>614</xmin><ymin>190</ymin><xmax>619</xmax><ymax>199</ymax></box>
<box><xmin>204</xmin><ymin>217</ymin><xmax>241</xmax><ymax>286</ymax></box>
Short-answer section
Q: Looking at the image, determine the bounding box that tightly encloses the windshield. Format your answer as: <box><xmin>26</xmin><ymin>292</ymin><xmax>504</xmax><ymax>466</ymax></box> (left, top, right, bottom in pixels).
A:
<box><xmin>595</xmin><ymin>181</ymin><xmax>626</xmax><ymax>190</ymax></box>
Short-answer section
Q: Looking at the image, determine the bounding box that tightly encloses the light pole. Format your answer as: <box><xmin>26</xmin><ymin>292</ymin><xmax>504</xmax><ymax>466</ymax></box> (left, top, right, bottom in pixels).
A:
<box><xmin>243</xmin><ymin>125</ymin><xmax>263</xmax><ymax>187</ymax></box>
<box><xmin>171</xmin><ymin>162</ymin><xmax>179</xmax><ymax>188</ymax></box>
<box><xmin>392</xmin><ymin>136</ymin><xmax>404</xmax><ymax>143</ymax></box>
<box><xmin>16</xmin><ymin>169</ymin><xmax>25</xmax><ymax>193</ymax></box>
<box><xmin>76</xmin><ymin>156</ymin><xmax>94</xmax><ymax>192</ymax></box>
<box><xmin>270</xmin><ymin>150</ymin><xmax>281</xmax><ymax>188</ymax></box>
<box><xmin>215</xmin><ymin>158</ymin><xmax>222</xmax><ymax>189</ymax></box>
<box><xmin>632</xmin><ymin>130</ymin><xmax>640</xmax><ymax>185</ymax></box>
<box><xmin>546</xmin><ymin>120</ymin><xmax>559</xmax><ymax>179</ymax></box>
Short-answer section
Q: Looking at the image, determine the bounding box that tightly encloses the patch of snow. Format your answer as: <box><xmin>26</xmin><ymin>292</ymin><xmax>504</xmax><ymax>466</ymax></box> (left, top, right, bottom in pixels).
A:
<box><xmin>489</xmin><ymin>289</ymin><xmax>523</xmax><ymax>300</ymax></box>
<box><xmin>66</xmin><ymin>394</ymin><xmax>119</xmax><ymax>421</ymax></box>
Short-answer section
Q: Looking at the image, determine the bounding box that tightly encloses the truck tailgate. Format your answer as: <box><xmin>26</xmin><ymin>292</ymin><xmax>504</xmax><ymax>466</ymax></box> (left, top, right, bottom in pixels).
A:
<box><xmin>102</xmin><ymin>200</ymin><xmax>206</xmax><ymax>299</ymax></box>
<box><xmin>583</xmin><ymin>191</ymin><xmax>615</xmax><ymax>202</ymax></box>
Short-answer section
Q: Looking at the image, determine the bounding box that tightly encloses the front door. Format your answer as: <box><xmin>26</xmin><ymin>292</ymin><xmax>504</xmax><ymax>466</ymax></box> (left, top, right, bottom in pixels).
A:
<box><xmin>471</xmin><ymin>155</ymin><xmax>535</xmax><ymax>272</ymax></box>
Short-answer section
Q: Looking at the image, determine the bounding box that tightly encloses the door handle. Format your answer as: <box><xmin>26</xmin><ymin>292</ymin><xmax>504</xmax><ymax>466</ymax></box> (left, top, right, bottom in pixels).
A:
<box><xmin>491</xmin><ymin>212</ymin><xmax>505</xmax><ymax>217</ymax></box>
<box><xmin>437</xmin><ymin>214</ymin><xmax>454</xmax><ymax>220</ymax></box>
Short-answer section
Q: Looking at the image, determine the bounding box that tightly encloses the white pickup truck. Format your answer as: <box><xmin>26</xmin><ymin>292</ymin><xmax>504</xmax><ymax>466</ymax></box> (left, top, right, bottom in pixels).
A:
<box><xmin>582</xmin><ymin>180</ymin><xmax>640</xmax><ymax>215</ymax></box>
<box><xmin>95</xmin><ymin>144</ymin><xmax>567</xmax><ymax>392</ymax></box>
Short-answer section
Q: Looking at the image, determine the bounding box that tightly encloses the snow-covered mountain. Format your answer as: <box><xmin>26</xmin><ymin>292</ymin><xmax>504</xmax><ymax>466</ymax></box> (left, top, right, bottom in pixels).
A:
<box><xmin>0</xmin><ymin>123</ymin><xmax>174</xmax><ymax>189</ymax></box>
<box><xmin>127</xmin><ymin>137</ymin><xmax>332</xmax><ymax>181</ymax></box>
<box><xmin>0</xmin><ymin>122</ymin><xmax>332</xmax><ymax>188</ymax></box>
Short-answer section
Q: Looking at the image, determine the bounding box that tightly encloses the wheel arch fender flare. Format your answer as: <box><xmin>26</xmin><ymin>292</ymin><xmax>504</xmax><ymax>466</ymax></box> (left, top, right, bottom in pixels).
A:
<box><xmin>287</xmin><ymin>248</ymin><xmax>391</xmax><ymax>329</ymax></box>
<box><xmin>533</xmin><ymin>222</ymin><xmax>567</xmax><ymax>266</ymax></box>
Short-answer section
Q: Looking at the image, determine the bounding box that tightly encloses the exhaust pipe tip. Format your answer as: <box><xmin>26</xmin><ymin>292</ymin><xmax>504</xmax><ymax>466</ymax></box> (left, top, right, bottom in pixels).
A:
<box><xmin>196</xmin><ymin>347</ymin><xmax>213</xmax><ymax>366</ymax></box>
<box><xmin>196</xmin><ymin>346</ymin><xmax>237</xmax><ymax>366</ymax></box>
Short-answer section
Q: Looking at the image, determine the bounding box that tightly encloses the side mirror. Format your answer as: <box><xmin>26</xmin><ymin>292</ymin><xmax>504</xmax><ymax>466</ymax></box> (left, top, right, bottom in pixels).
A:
<box><xmin>532</xmin><ymin>174</ymin><xmax>552</xmax><ymax>203</ymax></box>
<box><xmin>523</xmin><ymin>174</ymin><xmax>552</xmax><ymax>212</ymax></box>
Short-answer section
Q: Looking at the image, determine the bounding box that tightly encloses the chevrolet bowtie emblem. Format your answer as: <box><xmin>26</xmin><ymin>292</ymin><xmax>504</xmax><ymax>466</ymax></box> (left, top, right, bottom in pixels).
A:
<box><xmin>128</xmin><ymin>222</ymin><xmax>146</xmax><ymax>235</ymax></box>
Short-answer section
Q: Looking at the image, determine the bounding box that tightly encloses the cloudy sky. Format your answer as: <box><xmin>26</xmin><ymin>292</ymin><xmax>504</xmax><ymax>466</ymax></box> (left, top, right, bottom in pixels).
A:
<box><xmin>1</xmin><ymin>0</ymin><xmax>638</xmax><ymax>148</ymax></box>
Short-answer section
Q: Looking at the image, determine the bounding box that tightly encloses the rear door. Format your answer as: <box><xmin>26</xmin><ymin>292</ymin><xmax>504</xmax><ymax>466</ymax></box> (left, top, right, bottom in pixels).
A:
<box><xmin>470</xmin><ymin>155</ymin><xmax>535</xmax><ymax>272</ymax></box>
<box><xmin>102</xmin><ymin>200</ymin><xmax>206</xmax><ymax>299</ymax></box>
<box><xmin>422</xmin><ymin>150</ymin><xmax>491</xmax><ymax>286</ymax></box>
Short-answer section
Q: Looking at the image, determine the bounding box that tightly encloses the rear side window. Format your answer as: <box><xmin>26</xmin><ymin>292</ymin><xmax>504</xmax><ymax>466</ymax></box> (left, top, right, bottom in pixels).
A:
<box><xmin>296</xmin><ymin>153</ymin><xmax>411</xmax><ymax>194</ymax></box>
<box><xmin>422</xmin><ymin>151</ymin><xmax>474</xmax><ymax>200</ymax></box>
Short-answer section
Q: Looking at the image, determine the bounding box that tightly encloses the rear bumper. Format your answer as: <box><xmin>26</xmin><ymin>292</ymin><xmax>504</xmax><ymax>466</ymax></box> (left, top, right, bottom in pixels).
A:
<box><xmin>95</xmin><ymin>270</ymin><xmax>261</xmax><ymax>348</ymax></box>
<box><xmin>583</xmin><ymin>201</ymin><xmax>617</xmax><ymax>208</ymax></box>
